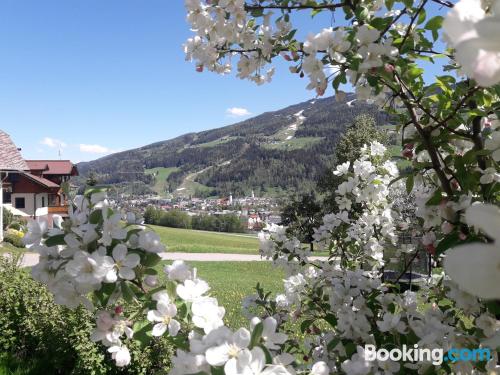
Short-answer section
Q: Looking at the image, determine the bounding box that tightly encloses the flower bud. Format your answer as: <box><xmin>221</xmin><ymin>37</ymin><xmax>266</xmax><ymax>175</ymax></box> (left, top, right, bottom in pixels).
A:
<box><xmin>145</xmin><ymin>275</ymin><xmax>158</xmax><ymax>287</ymax></box>
<box><xmin>384</xmin><ymin>63</ymin><xmax>395</xmax><ymax>73</ymax></box>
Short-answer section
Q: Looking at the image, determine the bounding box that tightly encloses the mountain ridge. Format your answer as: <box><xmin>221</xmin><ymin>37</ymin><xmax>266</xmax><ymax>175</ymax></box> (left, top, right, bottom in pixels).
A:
<box><xmin>76</xmin><ymin>94</ymin><xmax>391</xmax><ymax>198</ymax></box>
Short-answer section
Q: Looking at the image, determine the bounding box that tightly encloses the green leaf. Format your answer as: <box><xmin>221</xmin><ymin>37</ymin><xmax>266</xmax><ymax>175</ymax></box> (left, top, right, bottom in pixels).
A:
<box><xmin>121</xmin><ymin>282</ymin><xmax>136</xmax><ymax>303</ymax></box>
<box><xmin>84</xmin><ymin>187</ymin><xmax>108</xmax><ymax>198</ymax></box>
<box><xmin>300</xmin><ymin>319</ymin><xmax>315</xmax><ymax>334</ymax></box>
<box><xmin>426</xmin><ymin>189</ymin><xmax>443</xmax><ymax>206</ymax></box>
<box><xmin>344</xmin><ymin>341</ymin><xmax>357</xmax><ymax>357</ymax></box>
<box><xmin>45</xmin><ymin>234</ymin><xmax>66</xmax><ymax>247</ymax></box>
<box><xmin>89</xmin><ymin>209</ymin><xmax>103</xmax><ymax>225</ymax></box>
<box><xmin>165</xmin><ymin>280</ymin><xmax>177</xmax><ymax>298</ymax></box>
<box><xmin>142</xmin><ymin>253</ymin><xmax>161</xmax><ymax>267</ymax></box>
<box><xmin>417</xmin><ymin>9</ymin><xmax>426</xmax><ymax>25</ymax></box>
<box><xmin>425</xmin><ymin>16</ymin><xmax>444</xmax><ymax>40</ymax></box>
<box><xmin>257</xmin><ymin>344</ymin><xmax>273</xmax><ymax>364</ymax></box>
<box><xmin>406</xmin><ymin>174</ymin><xmax>414</xmax><ymax>194</ymax></box>
<box><xmin>144</xmin><ymin>268</ymin><xmax>158</xmax><ymax>275</ymax></box>
<box><xmin>96</xmin><ymin>282</ymin><xmax>117</xmax><ymax>307</ymax></box>
<box><xmin>132</xmin><ymin>320</ymin><xmax>153</xmax><ymax>349</ymax></box>
<box><xmin>250</xmin><ymin>322</ymin><xmax>263</xmax><ymax>348</ymax></box>
<box><xmin>425</xmin><ymin>16</ymin><xmax>443</xmax><ymax>31</ymax></box>
<box><xmin>324</xmin><ymin>313</ymin><xmax>338</xmax><ymax>328</ymax></box>
<box><xmin>327</xmin><ymin>338</ymin><xmax>341</xmax><ymax>351</ymax></box>
<box><xmin>435</xmin><ymin>232</ymin><xmax>461</xmax><ymax>256</ymax></box>
<box><xmin>438</xmin><ymin>298</ymin><xmax>453</xmax><ymax>308</ymax></box>
<box><xmin>485</xmin><ymin>301</ymin><xmax>500</xmax><ymax>316</ymax></box>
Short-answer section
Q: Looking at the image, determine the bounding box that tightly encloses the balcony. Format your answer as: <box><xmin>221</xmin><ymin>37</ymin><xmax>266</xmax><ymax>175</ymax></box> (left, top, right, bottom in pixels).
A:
<box><xmin>48</xmin><ymin>205</ymin><xmax>69</xmax><ymax>215</ymax></box>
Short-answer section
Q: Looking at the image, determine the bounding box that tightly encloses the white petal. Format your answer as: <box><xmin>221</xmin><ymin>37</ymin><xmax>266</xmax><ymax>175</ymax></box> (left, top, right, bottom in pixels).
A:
<box><xmin>152</xmin><ymin>323</ymin><xmax>167</xmax><ymax>337</ymax></box>
<box><xmin>206</xmin><ymin>345</ymin><xmax>230</xmax><ymax>366</ymax></box>
<box><xmin>233</xmin><ymin>328</ymin><xmax>251</xmax><ymax>349</ymax></box>
<box><xmin>104</xmin><ymin>269</ymin><xmax>118</xmax><ymax>283</ymax></box>
<box><xmin>261</xmin><ymin>365</ymin><xmax>291</xmax><ymax>375</ymax></box>
<box><xmin>465</xmin><ymin>203</ymin><xmax>500</xmax><ymax>242</ymax></box>
<box><xmin>147</xmin><ymin>310</ymin><xmax>163</xmax><ymax>322</ymax></box>
<box><xmin>224</xmin><ymin>358</ymin><xmax>239</xmax><ymax>375</ymax></box>
<box><xmin>123</xmin><ymin>253</ymin><xmax>141</xmax><ymax>268</ymax></box>
<box><xmin>157</xmin><ymin>300</ymin><xmax>177</xmax><ymax>317</ymax></box>
<box><xmin>168</xmin><ymin>319</ymin><xmax>181</xmax><ymax>337</ymax></box>
<box><xmin>112</xmin><ymin>244</ymin><xmax>128</xmax><ymax>262</ymax></box>
<box><xmin>249</xmin><ymin>347</ymin><xmax>266</xmax><ymax>374</ymax></box>
<box><xmin>118</xmin><ymin>267</ymin><xmax>136</xmax><ymax>281</ymax></box>
<box><xmin>444</xmin><ymin>243</ymin><xmax>500</xmax><ymax>299</ymax></box>
<box><xmin>263</xmin><ymin>317</ymin><xmax>277</xmax><ymax>335</ymax></box>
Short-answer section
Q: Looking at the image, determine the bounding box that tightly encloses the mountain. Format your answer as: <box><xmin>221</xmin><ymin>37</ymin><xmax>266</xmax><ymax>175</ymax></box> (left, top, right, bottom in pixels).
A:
<box><xmin>76</xmin><ymin>94</ymin><xmax>391</xmax><ymax>198</ymax></box>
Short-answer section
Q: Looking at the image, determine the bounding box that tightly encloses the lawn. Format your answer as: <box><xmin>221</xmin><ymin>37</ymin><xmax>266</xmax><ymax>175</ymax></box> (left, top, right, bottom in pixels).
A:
<box><xmin>188</xmin><ymin>136</ymin><xmax>240</xmax><ymax>149</ymax></box>
<box><xmin>151</xmin><ymin>225</ymin><xmax>260</xmax><ymax>254</ymax></box>
<box><xmin>159</xmin><ymin>261</ymin><xmax>284</xmax><ymax>329</ymax></box>
<box><xmin>144</xmin><ymin>167</ymin><xmax>180</xmax><ymax>196</ymax></box>
<box><xmin>262</xmin><ymin>136</ymin><xmax>324</xmax><ymax>150</ymax></box>
<box><xmin>0</xmin><ymin>242</ymin><xmax>25</xmax><ymax>255</ymax></box>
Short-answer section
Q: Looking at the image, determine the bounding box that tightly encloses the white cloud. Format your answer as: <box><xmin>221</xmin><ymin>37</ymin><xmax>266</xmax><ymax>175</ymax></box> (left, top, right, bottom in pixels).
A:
<box><xmin>40</xmin><ymin>137</ymin><xmax>67</xmax><ymax>148</ymax></box>
<box><xmin>226</xmin><ymin>107</ymin><xmax>252</xmax><ymax>117</ymax></box>
<box><xmin>79</xmin><ymin>144</ymin><xmax>114</xmax><ymax>154</ymax></box>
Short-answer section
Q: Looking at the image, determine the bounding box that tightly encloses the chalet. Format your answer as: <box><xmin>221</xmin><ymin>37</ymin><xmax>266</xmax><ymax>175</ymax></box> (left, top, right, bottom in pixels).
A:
<box><xmin>0</xmin><ymin>130</ymin><xmax>78</xmax><ymax>221</ymax></box>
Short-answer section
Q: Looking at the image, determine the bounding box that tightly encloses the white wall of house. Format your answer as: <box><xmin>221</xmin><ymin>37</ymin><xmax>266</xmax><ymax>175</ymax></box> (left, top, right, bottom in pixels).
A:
<box><xmin>10</xmin><ymin>192</ymin><xmax>49</xmax><ymax>217</ymax></box>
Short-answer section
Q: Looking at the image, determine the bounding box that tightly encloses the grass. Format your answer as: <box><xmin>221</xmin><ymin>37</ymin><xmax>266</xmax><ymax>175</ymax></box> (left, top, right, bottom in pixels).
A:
<box><xmin>173</xmin><ymin>169</ymin><xmax>214</xmax><ymax>198</ymax></box>
<box><xmin>262</xmin><ymin>137</ymin><xmax>324</xmax><ymax>151</ymax></box>
<box><xmin>189</xmin><ymin>137</ymin><xmax>240</xmax><ymax>149</ymax></box>
<box><xmin>145</xmin><ymin>167</ymin><xmax>180</xmax><ymax>196</ymax></box>
<box><xmin>151</xmin><ymin>225</ymin><xmax>260</xmax><ymax>254</ymax></box>
<box><xmin>160</xmin><ymin>261</ymin><xmax>284</xmax><ymax>329</ymax></box>
<box><xmin>0</xmin><ymin>242</ymin><xmax>25</xmax><ymax>255</ymax></box>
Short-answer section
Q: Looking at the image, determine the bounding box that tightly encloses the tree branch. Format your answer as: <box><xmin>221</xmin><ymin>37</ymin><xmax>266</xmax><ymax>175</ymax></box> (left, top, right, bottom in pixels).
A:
<box><xmin>430</xmin><ymin>0</ymin><xmax>454</xmax><ymax>7</ymax></box>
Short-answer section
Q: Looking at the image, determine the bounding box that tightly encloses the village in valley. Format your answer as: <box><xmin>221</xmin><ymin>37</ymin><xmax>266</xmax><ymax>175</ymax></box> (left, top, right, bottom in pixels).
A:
<box><xmin>1</xmin><ymin>130</ymin><xmax>282</xmax><ymax>237</ymax></box>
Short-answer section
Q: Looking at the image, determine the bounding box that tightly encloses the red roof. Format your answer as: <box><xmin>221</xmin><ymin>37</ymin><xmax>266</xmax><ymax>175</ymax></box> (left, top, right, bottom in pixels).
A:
<box><xmin>25</xmin><ymin>160</ymin><xmax>78</xmax><ymax>176</ymax></box>
<box><xmin>0</xmin><ymin>130</ymin><xmax>29</xmax><ymax>171</ymax></box>
<box><xmin>22</xmin><ymin>172</ymin><xmax>60</xmax><ymax>188</ymax></box>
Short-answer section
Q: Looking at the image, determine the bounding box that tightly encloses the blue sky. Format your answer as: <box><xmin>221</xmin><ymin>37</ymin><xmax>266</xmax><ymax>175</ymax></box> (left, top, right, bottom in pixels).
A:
<box><xmin>0</xmin><ymin>1</ymin><xmax>446</xmax><ymax>162</ymax></box>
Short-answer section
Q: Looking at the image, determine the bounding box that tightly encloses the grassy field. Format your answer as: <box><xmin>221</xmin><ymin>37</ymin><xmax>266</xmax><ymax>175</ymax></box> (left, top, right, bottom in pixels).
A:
<box><xmin>151</xmin><ymin>225</ymin><xmax>260</xmax><ymax>254</ymax></box>
<box><xmin>145</xmin><ymin>167</ymin><xmax>180</xmax><ymax>196</ymax></box>
<box><xmin>158</xmin><ymin>261</ymin><xmax>284</xmax><ymax>329</ymax></box>
<box><xmin>189</xmin><ymin>136</ymin><xmax>240</xmax><ymax>149</ymax></box>
<box><xmin>262</xmin><ymin>136</ymin><xmax>324</xmax><ymax>151</ymax></box>
<box><xmin>0</xmin><ymin>242</ymin><xmax>25</xmax><ymax>255</ymax></box>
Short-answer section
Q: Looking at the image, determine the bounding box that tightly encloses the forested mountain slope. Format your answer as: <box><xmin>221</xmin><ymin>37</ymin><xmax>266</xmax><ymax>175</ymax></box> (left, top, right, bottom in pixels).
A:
<box><xmin>77</xmin><ymin>94</ymin><xmax>391</xmax><ymax>197</ymax></box>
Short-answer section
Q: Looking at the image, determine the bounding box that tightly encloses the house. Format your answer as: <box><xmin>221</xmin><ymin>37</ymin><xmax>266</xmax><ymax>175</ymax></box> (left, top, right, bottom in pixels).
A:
<box><xmin>0</xmin><ymin>130</ymin><xmax>29</xmax><ymax>241</ymax></box>
<box><xmin>0</xmin><ymin>130</ymin><xmax>78</xmax><ymax>221</ymax></box>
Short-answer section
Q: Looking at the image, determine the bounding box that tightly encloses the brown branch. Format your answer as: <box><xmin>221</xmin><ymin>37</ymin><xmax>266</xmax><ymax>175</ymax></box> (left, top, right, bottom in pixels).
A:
<box><xmin>395</xmin><ymin>251</ymin><xmax>420</xmax><ymax>283</ymax></box>
<box><xmin>469</xmin><ymin>100</ymin><xmax>487</xmax><ymax>170</ymax></box>
<box><xmin>391</xmin><ymin>73</ymin><xmax>455</xmax><ymax>196</ymax></box>
<box><xmin>430</xmin><ymin>0</ymin><xmax>454</xmax><ymax>7</ymax></box>
<box><xmin>400</xmin><ymin>0</ymin><xmax>428</xmax><ymax>51</ymax></box>
<box><xmin>381</xmin><ymin>8</ymin><xmax>407</xmax><ymax>36</ymax></box>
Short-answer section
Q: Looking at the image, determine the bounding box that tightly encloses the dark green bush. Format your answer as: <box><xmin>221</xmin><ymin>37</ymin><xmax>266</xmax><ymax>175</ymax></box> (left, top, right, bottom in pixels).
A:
<box><xmin>0</xmin><ymin>256</ymin><xmax>173</xmax><ymax>374</ymax></box>
<box><xmin>7</xmin><ymin>222</ymin><xmax>22</xmax><ymax>231</ymax></box>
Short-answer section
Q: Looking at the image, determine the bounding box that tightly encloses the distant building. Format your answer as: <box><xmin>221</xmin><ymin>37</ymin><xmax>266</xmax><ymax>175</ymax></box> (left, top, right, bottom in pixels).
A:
<box><xmin>0</xmin><ymin>130</ymin><xmax>78</xmax><ymax>220</ymax></box>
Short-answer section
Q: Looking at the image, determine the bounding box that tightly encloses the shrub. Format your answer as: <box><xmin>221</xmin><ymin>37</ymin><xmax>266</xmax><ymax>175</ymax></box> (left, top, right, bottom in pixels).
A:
<box><xmin>7</xmin><ymin>222</ymin><xmax>22</xmax><ymax>231</ymax></box>
<box><xmin>0</xmin><ymin>256</ymin><xmax>174</xmax><ymax>374</ymax></box>
<box><xmin>2</xmin><ymin>209</ymin><xmax>13</xmax><ymax>230</ymax></box>
<box><xmin>3</xmin><ymin>230</ymin><xmax>25</xmax><ymax>248</ymax></box>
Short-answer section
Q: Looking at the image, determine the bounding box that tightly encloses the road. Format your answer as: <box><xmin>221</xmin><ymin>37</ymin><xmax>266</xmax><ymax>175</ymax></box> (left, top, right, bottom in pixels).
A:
<box><xmin>6</xmin><ymin>252</ymin><xmax>328</xmax><ymax>267</ymax></box>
